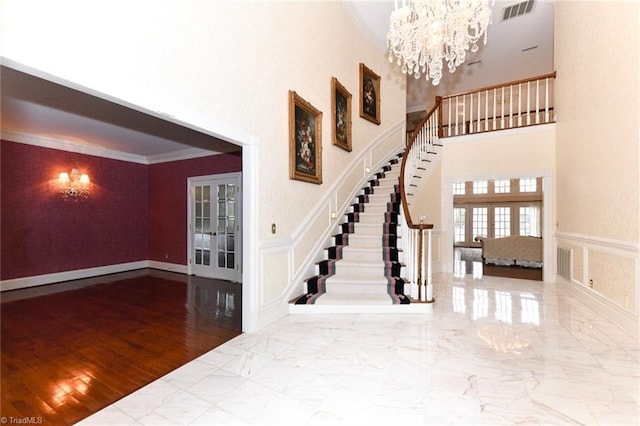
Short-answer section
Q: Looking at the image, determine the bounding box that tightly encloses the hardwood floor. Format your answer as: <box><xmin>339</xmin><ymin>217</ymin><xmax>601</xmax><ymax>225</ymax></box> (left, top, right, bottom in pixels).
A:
<box><xmin>1</xmin><ymin>269</ymin><xmax>242</xmax><ymax>425</ymax></box>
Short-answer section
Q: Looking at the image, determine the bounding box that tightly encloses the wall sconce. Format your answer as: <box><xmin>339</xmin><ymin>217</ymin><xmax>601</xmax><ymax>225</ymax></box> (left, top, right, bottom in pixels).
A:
<box><xmin>58</xmin><ymin>168</ymin><xmax>91</xmax><ymax>201</ymax></box>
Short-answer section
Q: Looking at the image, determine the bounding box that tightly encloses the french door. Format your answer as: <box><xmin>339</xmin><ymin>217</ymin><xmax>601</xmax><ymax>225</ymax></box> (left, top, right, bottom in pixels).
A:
<box><xmin>188</xmin><ymin>173</ymin><xmax>241</xmax><ymax>282</ymax></box>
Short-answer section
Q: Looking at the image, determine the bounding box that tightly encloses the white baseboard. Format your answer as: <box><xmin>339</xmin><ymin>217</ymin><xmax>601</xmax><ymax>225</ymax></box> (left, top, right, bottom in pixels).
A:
<box><xmin>289</xmin><ymin>303</ymin><xmax>434</xmax><ymax>314</ymax></box>
<box><xmin>147</xmin><ymin>261</ymin><xmax>188</xmax><ymax>275</ymax></box>
<box><xmin>0</xmin><ymin>260</ymin><xmax>187</xmax><ymax>292</ymax></box>
<box><xmin>255</xmin><ymin>297</ymin><xmax>289</xmax><ymax>330</ymax></box>
<box><xmin>557</xmin><ymin>277</ymin><xmax>639</xmax><ymax>340</ymax></box>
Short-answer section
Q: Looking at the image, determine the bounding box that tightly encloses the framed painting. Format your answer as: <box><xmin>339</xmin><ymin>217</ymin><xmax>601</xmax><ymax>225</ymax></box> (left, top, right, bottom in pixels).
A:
<box><xmin>331</xmin><ymin>77</ymin><xmax>352</xmax><ymax>152</ymax></box>
<box><xmin>359</xmin><ymin>63</ymin><xmax>380</xmax><ymax>125</ymax></box>
<box><xmin>289</xmin><ymin>90</ymin><xmax>323</xmax><ymax>184</ymax></box>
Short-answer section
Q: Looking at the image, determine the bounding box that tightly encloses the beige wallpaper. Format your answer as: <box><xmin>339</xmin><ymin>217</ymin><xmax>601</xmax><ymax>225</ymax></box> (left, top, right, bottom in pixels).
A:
<box><xmin>554</xmin><ymin>1</ymin><xmax>639</xmax><ymax>317</ymax></box>
<box><xmin>589</xmin><ymin>250</ymin><xmax>637</xmax><ymax>313</ymax></box>
<box><xmin>554</xmin><ymin>1</ymin><xmax>639</xmax><ymax>242</ymax></box>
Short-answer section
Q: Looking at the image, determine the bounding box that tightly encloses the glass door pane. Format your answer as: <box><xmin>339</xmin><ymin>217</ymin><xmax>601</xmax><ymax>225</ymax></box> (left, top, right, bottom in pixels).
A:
<box><xmin>494</xmin><ymin>206</ymin><xmax>511</xmax><ymax>238</ymax></box>
<box><xmin>216</xmin><ymin>183</ymin><xmax>236</xmax><ymax>270</ymax></box>
<box><xmin>472</xmin><ymin>207</ymin><xmax>488</xmax><ymax>239</ymax></box>
<box><xmin>193</xmin><ymin>185</ymin><xmax>212</xmax><ymax>266</ymax></box>
<box><xmin>454</xmin><ymin>207</ymin><xmax>466</xmax><ymax>244</ymax></box>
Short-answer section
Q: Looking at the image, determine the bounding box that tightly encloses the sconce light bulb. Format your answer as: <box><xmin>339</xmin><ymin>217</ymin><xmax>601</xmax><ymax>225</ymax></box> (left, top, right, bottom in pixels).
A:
<box><xmin>79</xmin><ymin>174</ymin><xmax>90</xmax><ymax>185</ymax></box>
<box><xmin>59</xmin><ymin>172</ymin><xmax>70</xmax><ymax>184</ymax></box>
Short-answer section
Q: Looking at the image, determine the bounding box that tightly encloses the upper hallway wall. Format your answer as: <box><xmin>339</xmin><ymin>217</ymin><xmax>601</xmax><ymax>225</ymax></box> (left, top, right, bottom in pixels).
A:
<box><xmin>408</xmin><ymin>126</ymin><xmax>555</xmax><ymax>230</ymax></box>
<box><xmin>554</xmin><ymin>1</ymin><xmax>639</xmax><ymax>242</ymax></box>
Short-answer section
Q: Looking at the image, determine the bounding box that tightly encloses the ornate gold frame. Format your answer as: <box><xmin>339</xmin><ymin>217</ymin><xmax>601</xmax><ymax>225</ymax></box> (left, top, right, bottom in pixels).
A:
<box><xmin>359</xmin><ymin>63</ymin><xmax>381</xmax><ymax>125</ymax></box>
<box><xmin>331</xmin><ymin>77</ymin><xmax>352</xmax><ymax>152</ymax></box>
<box><xmin>289</xmin><ymin>90</ymin><xmax>323</xmax><ymax>184</ymax></box>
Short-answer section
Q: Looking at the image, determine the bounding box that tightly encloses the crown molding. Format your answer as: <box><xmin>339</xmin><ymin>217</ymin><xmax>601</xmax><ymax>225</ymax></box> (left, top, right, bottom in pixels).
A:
<box><xmin>1</xmin><ymin>129</ymin><xmax>222</xmax><ymax>164</ymax></box>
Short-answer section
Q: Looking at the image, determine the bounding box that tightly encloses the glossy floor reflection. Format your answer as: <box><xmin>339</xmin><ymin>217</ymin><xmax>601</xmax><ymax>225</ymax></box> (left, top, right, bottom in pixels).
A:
<box><xmin>1</xmin><ymin>269</ymin><xmax>242</xmax><ymax>425</ymax></box>
<box><xmin>81</xmin><ymin>271</ymin><xmax>639</xmax><ymax>425</ymax></box>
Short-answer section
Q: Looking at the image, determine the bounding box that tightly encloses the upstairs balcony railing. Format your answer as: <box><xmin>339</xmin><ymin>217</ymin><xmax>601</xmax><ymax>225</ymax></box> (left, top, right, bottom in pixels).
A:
<box><xmin>399</xmin><ymin>72</ymin><xmax>557</xmax><ymax>303</ymax></box>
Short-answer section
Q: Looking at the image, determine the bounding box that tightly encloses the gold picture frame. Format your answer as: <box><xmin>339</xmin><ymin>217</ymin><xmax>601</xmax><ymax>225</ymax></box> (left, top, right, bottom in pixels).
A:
<box><xmin>289</xmin><ymin>90</ymin><xmax>323</xmax><ymax>184</ymax></box>
<box><xmin>359</xmin><ymin>63</ymin><xmax>381</xmax><ymax>125</ymax></box>
<box><xmin>331</xmin><ymin>77</ymin><xmax>352</xmax><ymax>152</ymax></box>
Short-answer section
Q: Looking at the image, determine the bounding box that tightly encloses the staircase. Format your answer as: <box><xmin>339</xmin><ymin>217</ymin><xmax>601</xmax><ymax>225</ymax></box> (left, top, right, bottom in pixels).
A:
<box><xmin>291</xmin><ymin>155</ymin><xmax>431</xmax><ymax>313</ymax></box>
<box><xmin>289</xmin><ymin>72</ymin><xmax>557</xmax><ymax>314</ymax></box>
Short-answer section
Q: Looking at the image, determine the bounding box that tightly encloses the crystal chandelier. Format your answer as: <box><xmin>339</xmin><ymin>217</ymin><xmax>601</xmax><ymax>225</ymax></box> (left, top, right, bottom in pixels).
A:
<box><xmin>387</xmin><ymin>0</ymin><xmax>494</xmax><ymax>86</ymax></box>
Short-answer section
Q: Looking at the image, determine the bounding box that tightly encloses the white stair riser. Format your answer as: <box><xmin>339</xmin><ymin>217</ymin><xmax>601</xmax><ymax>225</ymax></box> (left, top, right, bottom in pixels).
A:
<box><xmin>324</xmin><ymin>282</ymin><xmax>390</xmax><ymax>294</ymax></box>
<box><xmin>353</xmin><ymin>224</ymin><xmax>383</xmax><ymax>236</ymax></box>
<box><xmin>356</xmin><ymin>214</ymin><xmax>386</xmax><ymax>225</ymax></box>
<box><xmin>340</xmin><ymin>249</ymin><xmax>383</xmax><ymax>262</ymax></box>
<box><xmin>347</xmin><ymin>236</ymin><xmax>383</xmax><ymax>248</ymax></box>
<box><xmin>334</xmin><ymin>263</ymin><xmax>386</xmax><ymax>276</ymax></box>
<box><xmin>361</xmin><ymin>204</ymin><xmax>389</xmax><ymax>214</ymax></box>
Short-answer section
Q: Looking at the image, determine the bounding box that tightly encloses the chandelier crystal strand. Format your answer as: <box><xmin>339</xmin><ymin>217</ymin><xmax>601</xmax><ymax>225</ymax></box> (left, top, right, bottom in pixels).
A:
<box><xmin>387</xmin><ymin>0</ymin><xmax>494</xmax><ymax>86</ymax></box>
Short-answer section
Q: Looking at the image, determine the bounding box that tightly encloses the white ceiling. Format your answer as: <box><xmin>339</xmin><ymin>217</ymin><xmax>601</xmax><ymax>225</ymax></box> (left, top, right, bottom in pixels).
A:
<box><xmin>345</xmin><ymin>0</ymin><xmax>554</xmax><ymax>110</ymax></box>
<box><xmin>1</xmin><ymin>0</ymin><xmax>553</xmax><ymax>160</ymax></box>
<box><xmin>0</xmin><ymin>64</ymin><xmax>241</xmax><ymax>164</ymax></box>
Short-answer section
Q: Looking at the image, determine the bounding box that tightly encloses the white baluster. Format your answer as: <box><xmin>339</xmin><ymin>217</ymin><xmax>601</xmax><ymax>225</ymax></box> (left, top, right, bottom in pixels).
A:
<box><xmin>485</xmin><ymin>90</ymin><xmax>489</xmax><ymax>132</ymax></box>
<box><xmin>527</xmin><ymin>81</ymin><xmax>532</xmax><ymax>125</ymax></box>
<box><xmin>426</xmin><ymin>228</ymin><xmax>433</xmax><ymax>302</ymax></box>
<box><xmin>518</xmin><ymin>83</ymin><xmax>522</xmax><ymax>127</ymax></box>
<box><xmin>447</xmin><ymin>98</ymin><xmax>452</xmax><ymax>137</ymax></box>
<box><xmin>545</xmin><ymin>78</ymin><xmax>550</xmax><ymax>123</ymax></box>
<box><xmin>470</xmin><ymin>92</ymin><xmax>474</xmax><ymax>134</ymax></box>
<box><xmin>536</xmin><ymin>80</ymin><xmax>540</xmax><ymax>124</ymax></box>
<box><xmin>455</xmin><ymin>96</ymin><xmax>459</xmax><ymax>136</ymax></box>
<box><xmin>509</xmin><ymin>85</ymin><xmax>513</xmax><ymax>128</ymax></box>
<box><xmin>478</xmin><ymin>91</ymin><xmax>482</xmax><ymax>133</ymax></box>
<box><xmin>493</xmin><ymin>88</ymin><xmax>497</xmax><ymax>130</ymax></box>
<box><xmin>501</xmin><ymin>87</ymin><xmax>505</xmax><ymax>129</ymax></box>
<box><xmin>420</xmin><ymin>228</ymin><xmax>426</xmax><ymax>302</ymax></box>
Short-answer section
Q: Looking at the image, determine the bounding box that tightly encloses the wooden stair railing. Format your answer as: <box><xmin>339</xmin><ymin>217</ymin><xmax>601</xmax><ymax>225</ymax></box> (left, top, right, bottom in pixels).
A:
<box><xmin>399</xmin><ymin>72</ymin><xmax>557</xmax><ymax>303</ymax></box>
<box><xmin>440</xmin><ymin>72</ymin><xmax>557</xmax><ymax>137</ymax></box>
<box><xmin>399</xmin><ymin>98</ymin><xmax>441</xmax><ymax>304</ymax></box>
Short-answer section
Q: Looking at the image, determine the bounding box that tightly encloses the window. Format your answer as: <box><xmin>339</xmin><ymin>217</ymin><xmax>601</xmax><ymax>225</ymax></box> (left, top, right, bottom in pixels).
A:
<box><xmin>452</xmin><ymin>182</ymin><xmax>465</xmax><ymax>195</ymax></box>
<box><xmin>519</xmin><ymin>177</ymin><xmax>537</xmax><ymax>192</ymax></box>
<box><xmin>519</xmin><ymin>205</ymin><xmax>540</xmax><ymax>237</ymax></box>
<box><xmin>472</xmin><ymin>207</ymin><xmax>488</xmax><ymax>238</ymax></box>
<box><xmin>453</xmin><ymin>178</ymin><xmax>543</xmax><ymax>247</ymax></box>
<box><xmin>494</xmin><ymin>179</ymin><xmax>511</xmax><ymax>193</ymax></box>
<box><xmin>473</xmin><ymin>180</ymin><xmax>488</xmax><ymax>194</ymax></box>
<box><xmin>494</xmin><ymin>207</ymin><xmax>511</xmax><ymax>238</ymax></box>
<box><xmin>454</xmin><ymin>207</ymin><xmax>466</xmax><ymax>243</ymax></box>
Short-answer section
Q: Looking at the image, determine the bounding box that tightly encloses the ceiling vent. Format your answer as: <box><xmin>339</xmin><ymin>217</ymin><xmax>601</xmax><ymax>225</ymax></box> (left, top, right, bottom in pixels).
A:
<box><xmin>501</xmin><ymin>0</ymin><xmax>535</xmax><ymax>21</ymax></box>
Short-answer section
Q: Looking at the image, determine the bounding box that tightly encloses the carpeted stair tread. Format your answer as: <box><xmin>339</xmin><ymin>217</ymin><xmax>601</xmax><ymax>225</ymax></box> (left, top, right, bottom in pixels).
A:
<box><xmin>324</xmin><ymin>272</ymin><xmax>389</xmax><ymax>282</ymax></box>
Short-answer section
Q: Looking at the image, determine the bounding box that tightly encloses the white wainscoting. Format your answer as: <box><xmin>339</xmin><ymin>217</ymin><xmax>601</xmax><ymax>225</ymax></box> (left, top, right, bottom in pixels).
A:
<box><xmin>555</xmin><ymin>231</ymin><xmax>639</xmax><ymax>338</ymax></box>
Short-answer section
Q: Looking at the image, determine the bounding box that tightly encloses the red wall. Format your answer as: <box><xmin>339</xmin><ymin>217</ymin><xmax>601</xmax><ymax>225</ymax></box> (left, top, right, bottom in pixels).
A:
<box><xmin>1</xmin><ymin>140</ymin><xmax>242</xmax><ymax>281</ymax></box>
<box><xmin>148</xmin><ymin>152</ymin><xmax>242</xmax><ymax>264</ymax></box>
<box><xmin>1</xmin><ymin>140</ymin><xmax>149</xmax><ymax>280</ymax></box>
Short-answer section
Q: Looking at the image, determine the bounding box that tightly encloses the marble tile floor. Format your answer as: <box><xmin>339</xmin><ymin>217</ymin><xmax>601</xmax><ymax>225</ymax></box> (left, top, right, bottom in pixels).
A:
<box><xmin>80</xmin><ymin>273</ymin><xmax>639</xmax><ymax>425</ymax></box>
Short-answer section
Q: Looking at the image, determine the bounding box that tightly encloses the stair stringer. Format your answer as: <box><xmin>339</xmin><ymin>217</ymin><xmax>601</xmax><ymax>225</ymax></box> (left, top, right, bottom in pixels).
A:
<box><xmin>404</xmin><ymin>142</ymin><xmax>443</xmax><ymax>220</ymax></box>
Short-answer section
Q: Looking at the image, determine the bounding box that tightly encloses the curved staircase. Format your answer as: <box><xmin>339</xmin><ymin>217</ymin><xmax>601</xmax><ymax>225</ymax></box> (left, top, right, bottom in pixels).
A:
<box><xmin>291</xmin><ymin>155</ymin><xmax>430</xmax><ymax>313</ymax></box>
